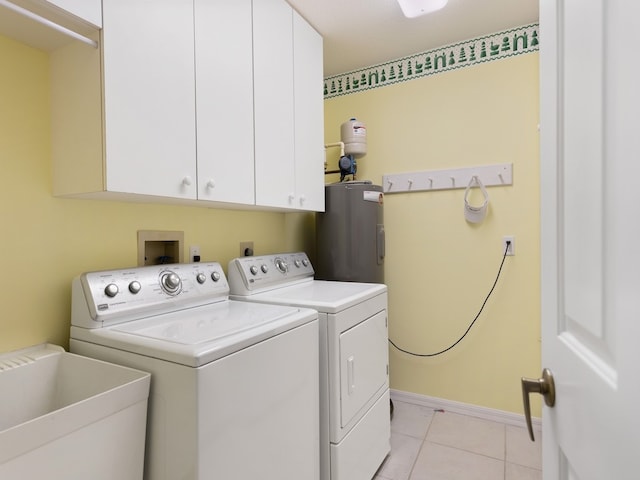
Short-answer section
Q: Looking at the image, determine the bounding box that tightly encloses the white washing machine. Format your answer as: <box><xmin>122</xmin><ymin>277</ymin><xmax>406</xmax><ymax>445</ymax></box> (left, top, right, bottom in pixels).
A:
<box><xmin>228</xmin><ymin>252</ymin><xmax>390</xmax><ymax>480</ymax></box>
<box><xmin>69</xmin><ymin>261</ymin><xmax>319</xmax><ymax>480</ymax></box>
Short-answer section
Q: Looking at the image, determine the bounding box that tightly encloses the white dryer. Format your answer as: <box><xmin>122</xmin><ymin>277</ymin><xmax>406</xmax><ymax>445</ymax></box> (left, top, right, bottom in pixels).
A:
<box><xmin>228</xmin><ymin>252</ymin><xmax>390</xmax><ymax>480</ymax></box>
<box><xmin>69</xmin><ymin>261</ymin><xmax>319</xmax><ymax>480</ymax></box>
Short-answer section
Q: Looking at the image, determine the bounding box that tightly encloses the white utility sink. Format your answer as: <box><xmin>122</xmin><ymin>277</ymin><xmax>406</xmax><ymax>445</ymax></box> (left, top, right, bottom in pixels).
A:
<box><xmin>0</xmin><ymin>344</ymin><xmax>150</xmax><ymax>479</ymax></box>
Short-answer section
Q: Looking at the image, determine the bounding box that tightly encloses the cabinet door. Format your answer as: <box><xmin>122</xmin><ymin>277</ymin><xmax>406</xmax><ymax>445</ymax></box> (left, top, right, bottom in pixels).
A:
<box><xmin>45</xmin><ymin>0</ymin><xmax>102</xmax><ymax>26</ymax></box>
<box><xmin>293</xmin><ymin>11</ymin><xmax>325</xmax><ymax>212</ymax></box>
<box><xmin>102</xmin><ymin>0</ymin><xmax>197</xmax><ymax>199</ymax></box>
<box><xmin>253</xmin><ymin>0</ymin><xmax>296</xmax><ymax>209</ymax></box>
<box><xmin>195</xmin><ymin>0</ymin><xmax>254</xmax><ymax>205</ymax></box>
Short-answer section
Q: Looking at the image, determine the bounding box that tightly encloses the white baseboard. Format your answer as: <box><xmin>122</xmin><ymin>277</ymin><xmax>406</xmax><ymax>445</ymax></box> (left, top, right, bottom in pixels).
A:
<box><xmin>390</xmin><ymin>389</ymin><xmax>542</xmax><ymax>429</ymax></box>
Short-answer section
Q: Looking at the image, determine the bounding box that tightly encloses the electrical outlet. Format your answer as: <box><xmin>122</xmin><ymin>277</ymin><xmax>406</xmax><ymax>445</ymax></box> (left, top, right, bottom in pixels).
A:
<box><xmin>189</xmin><ymin>245</ymin><xmax>201</xmax><ymax>262</ymax></box>
<box><xmin>239</xmin><ymin>241</ymin><xmax>254</xmax><ymax>257</ymax></box>
<box><xmin>502</xmin><ymin>236</ymin><xmax>515</xmax><ymax>256</ymax></box>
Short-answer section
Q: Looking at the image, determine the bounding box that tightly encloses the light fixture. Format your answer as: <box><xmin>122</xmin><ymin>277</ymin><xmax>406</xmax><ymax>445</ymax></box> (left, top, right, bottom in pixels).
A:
<box><xmin>396</xmin><ymin>0</ymin><xmax>448</xmax><ymax>18</ymax></box>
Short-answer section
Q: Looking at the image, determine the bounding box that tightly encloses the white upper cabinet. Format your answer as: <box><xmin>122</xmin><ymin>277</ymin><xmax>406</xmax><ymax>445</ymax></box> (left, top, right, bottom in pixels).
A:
<box><xmin>253</xmin><ymin>0</ymin><xmax>325</xmax><ymax>211</ymax></box>
<box><xmin>51</xmin><ymin>0</ymin><xmax>324</xmax><ymax>211</ymax></box>
<box><xmin>51</xmin><ymin>0</ymin><xmax>198</xmax><ymax>201</ymax></box>
<box><xmin>102</xmin><ymin>0</ymin><xmax>197</xmax><ymax>200</ymax></box>
<box><xmin>194</xmin><ymin>0</ymin><xmax>255</xmax><ymax>205</ymax></box>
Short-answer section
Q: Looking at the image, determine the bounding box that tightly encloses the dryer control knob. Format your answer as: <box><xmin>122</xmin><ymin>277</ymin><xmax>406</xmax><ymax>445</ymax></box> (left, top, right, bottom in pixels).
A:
<box><xmin>261</xmin><ymin>264</ymin><xmax>268</xmax><ymax>273</ymax></box>
<box><xmin>250</xmin><ymin>266</ymin><xmax>259</xmax><ymax>275</ymax></box>
<box><xmin>211</xmin><ymin>271</ymin><xmax>221</xmax><ymax>282</ymax></box>
<box><xmin>196</xmin><ymin>273</ymin><xmax>206</xmax><ymax>284</ymax></box>
<box><xmin>104</xmin><ymin>283</ymin><xmax>119</xmax><ymax>297</ymax></box>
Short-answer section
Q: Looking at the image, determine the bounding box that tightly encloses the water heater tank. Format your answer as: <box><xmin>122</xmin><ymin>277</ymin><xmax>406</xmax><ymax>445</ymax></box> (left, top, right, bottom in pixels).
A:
<box><xmin>340</xmin><ymin>118</ymin><xmax>367</xmax><ymax>157</ymax></box>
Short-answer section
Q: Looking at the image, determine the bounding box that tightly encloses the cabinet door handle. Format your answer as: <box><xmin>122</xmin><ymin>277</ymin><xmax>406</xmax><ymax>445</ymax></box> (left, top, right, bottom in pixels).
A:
<box><xmin>206</xmin><ymin>179</ymin><xmax>215</xmax><ymax>189</ymax></box>
<box><xmin>521</xmin><ymin>368</ymin><xmax>555</xmax><ymax>441</ymax></box>
<box><xmin>182</xmin><ymin>176</ymin><xmax>193</xmax><ymax>186</ymax></box>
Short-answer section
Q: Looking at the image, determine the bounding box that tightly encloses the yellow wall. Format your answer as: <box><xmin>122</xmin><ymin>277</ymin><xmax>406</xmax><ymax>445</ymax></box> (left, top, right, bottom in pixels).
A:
<box><xmin>0</xmin><ymin>35</ymin><xmax>288</xmax><ymax>352</ymax></box>
<box><xmin>324</xmin><ymin>53</ymin><xmax>541</xmax><ymax>415</ymax></box>
<box><xmin>1</xmin><ymin>31</ymin><xmax>541</xmax><ymax>416</ymax></box>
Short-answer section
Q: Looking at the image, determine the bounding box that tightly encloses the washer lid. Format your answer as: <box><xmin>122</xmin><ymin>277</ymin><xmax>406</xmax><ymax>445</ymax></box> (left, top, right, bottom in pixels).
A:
<box><xmin>231</xmin><ymin>280</ymin><xmax>387</xmax><ymax>314</ymax></box>
<box><xmin>113</xmin><ymin>301</ymin><xmax>296</xmax><ymax>344</ymax></box>
<box><xmin>70</xmin><ymin>300</ymin><xmax>317</xmax><ymax>367</ymax></box>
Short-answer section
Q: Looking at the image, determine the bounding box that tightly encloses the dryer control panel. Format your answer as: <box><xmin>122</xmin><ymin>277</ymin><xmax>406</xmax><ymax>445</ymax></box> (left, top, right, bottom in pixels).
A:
<box><xmin>71</xmin><ymin>262</ymin><xmax>229</xmax><ymax>328</ymax></box>
<box><xmin>228</xmin><ymin>252</ymin><xmax>314</xmax><ymax>294</ymax></box>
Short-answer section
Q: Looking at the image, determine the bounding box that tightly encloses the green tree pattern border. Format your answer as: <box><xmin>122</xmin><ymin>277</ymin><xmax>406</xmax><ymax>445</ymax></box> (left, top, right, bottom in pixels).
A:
<box><xmin>324</xmin><ymin>23</ymin><xmax>539</xmax><ymax>99</ymax></box>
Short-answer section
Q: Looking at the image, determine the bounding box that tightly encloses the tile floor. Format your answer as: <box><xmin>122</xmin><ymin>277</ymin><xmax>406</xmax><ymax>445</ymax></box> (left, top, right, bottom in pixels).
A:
<box><xmin>374</xmin><ymin>400</ymin><xmax>542</xmax><ymax>480</ymax></box>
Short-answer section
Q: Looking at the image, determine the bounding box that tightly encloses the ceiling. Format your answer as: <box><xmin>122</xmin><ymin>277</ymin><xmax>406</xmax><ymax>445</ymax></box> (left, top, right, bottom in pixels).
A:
<box><xmin>286</xmin><ymin>0</ymin><xmax>539</xmax><ymax>77</ymax></box>
<box><xmin>0</xmin><ymin>0</ymin><xmax>538</xmax><ymax>78</ymax></box>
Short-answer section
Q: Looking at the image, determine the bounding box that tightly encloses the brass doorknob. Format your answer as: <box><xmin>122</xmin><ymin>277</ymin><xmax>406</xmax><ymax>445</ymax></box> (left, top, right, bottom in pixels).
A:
<box><xmin>521</xmin><ymin>368</ymin><xmax>555</xmax><ymax>441</ymax></box>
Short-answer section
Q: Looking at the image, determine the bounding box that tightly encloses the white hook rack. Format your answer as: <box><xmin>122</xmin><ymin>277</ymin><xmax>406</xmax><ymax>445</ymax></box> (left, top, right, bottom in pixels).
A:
<box><xmin>383</xmin><ymin>163</ymin><xmax>512</xmax><ymax>194</ymax></box>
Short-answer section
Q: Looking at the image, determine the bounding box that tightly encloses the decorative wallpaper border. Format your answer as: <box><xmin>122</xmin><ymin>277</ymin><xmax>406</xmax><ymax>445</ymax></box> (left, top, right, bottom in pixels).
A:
<box><xmin>324</xmin><ymin>23</ymin><xmax>539</xmax><ymax>99</ymax></box>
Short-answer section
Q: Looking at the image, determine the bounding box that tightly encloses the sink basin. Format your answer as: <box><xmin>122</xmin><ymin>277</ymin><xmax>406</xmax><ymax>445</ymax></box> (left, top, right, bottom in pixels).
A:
<box><xmin>0</xmin><ymin>344</ymin><xmax>150</xmax><ymax>479</ymax></box>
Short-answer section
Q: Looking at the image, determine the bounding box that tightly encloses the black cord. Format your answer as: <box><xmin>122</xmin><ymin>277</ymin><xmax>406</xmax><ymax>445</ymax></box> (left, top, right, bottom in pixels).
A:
<box><xmin>388</xmin><ymin>242</ymin><xmax>511</xmax><ymax>357</ymax></box>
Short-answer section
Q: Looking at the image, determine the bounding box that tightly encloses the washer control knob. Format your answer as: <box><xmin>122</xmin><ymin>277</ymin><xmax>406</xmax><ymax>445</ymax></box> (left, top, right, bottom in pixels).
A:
<box><xmin>261</xmin><ymin>264</ymin><xmax>268</xmax><ymax>273</ymax></box>
<box><xmin>196</xmin><ymin>273</ymin><xmax>206</xmax><ymax>284</ymax></box>
<box><xmin>294</xmin><ymin>260</ymin><xmax>301</xmax><ymax>268</ymax></box>
<box><xmin>250</xmin><ymin>265</ymin><xmax>259</xmax><ymax>275</ymax></box>
<box><xmin>275</xmin><ymin>258</ymin><xmax>288</xmax><ymax>274</ymax></box>
<box><xmin>104</xmin><ymin>283</ymin><xmax>119</xmax><ymax>297</ymax></box>
<box><xmin>128</xmin><ymin>281</ymin><xmax>142</xmax><ymax>294</ymax></box>
<box><xmin>161</xmin><ymin>272</ymin><xmax>182</xmax><ymax>294</ymax></box>
<box><xmin>302</xmin><ymin>258</ymin><xmax>309</xmax><ymax>267</ymax></box>
<box><xmin>165</xmin><ymin>273</ymin><xmax>180</xmax><ymax>288</ymax></box>
<box><xmin>211</xmin><ymin>271</ymin><xmax>221</xmax><ymax>282</ymax></box>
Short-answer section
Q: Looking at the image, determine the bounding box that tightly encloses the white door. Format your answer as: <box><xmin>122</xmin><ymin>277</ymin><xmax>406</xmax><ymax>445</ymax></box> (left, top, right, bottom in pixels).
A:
<box><xmin>538</xmin><ymin>1</ymin><xmax>640</xmax><ymax>479</ymax></box>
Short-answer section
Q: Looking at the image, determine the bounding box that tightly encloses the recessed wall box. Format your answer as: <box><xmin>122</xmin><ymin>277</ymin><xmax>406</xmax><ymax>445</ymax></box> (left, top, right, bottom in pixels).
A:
<box><xmin>137</xmin><ymin>230</ymin><xmax>184</xmax><ymax>266</ymax></box>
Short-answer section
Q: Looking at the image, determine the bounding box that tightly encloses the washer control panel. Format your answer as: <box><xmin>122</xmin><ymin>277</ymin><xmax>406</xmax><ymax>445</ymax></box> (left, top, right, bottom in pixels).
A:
<box><xmin>228</xmin><ymin>252</ymin><xmax>314</xmax><ymax>294</ymax></box>
<box><xmin>72</xmin><ymin>262</ymin><xmax>228</xmax><ymax>327</ymax></box>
